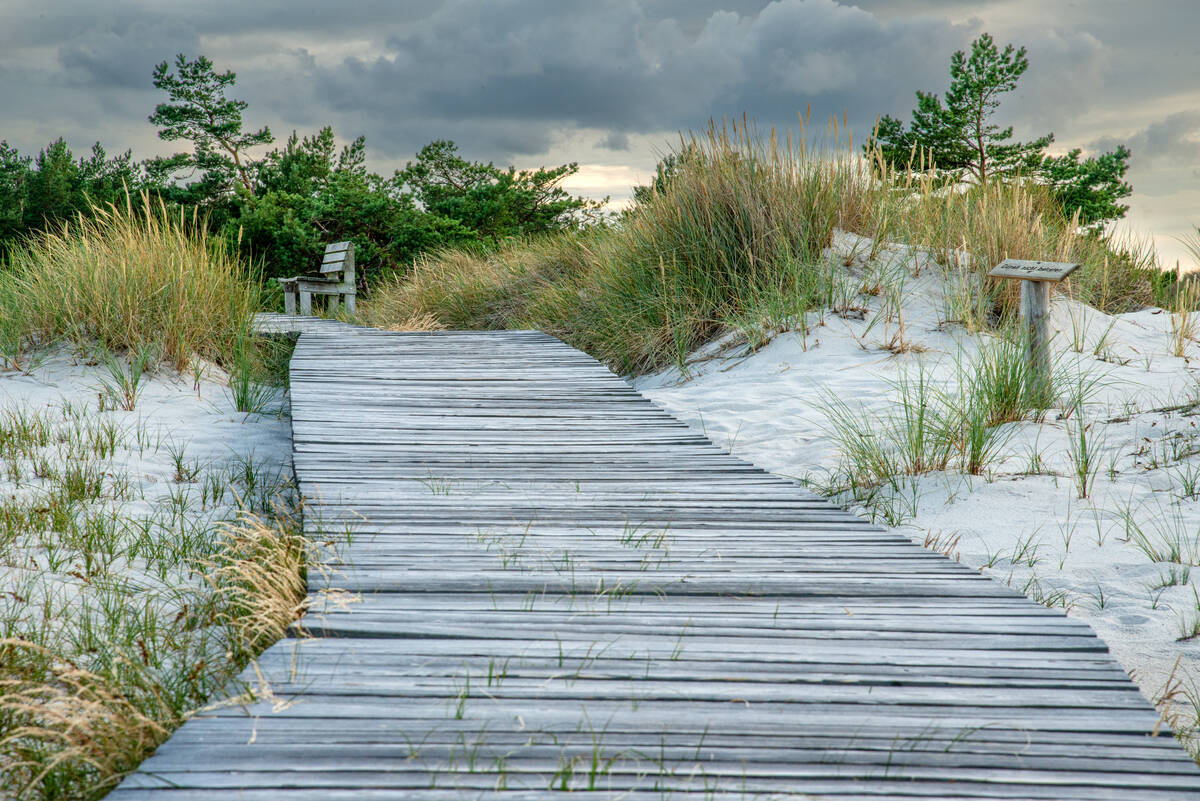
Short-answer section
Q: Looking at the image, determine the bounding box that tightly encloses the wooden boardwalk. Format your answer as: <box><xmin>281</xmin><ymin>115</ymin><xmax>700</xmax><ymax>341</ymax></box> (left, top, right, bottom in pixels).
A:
<box><xmin>111</xmin><ymin>325</ymin><xmax>1200</xmax><ymax>799</ymax></box>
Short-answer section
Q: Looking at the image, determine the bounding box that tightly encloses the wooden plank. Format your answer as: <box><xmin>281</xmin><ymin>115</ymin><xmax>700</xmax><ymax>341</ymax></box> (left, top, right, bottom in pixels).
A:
<box><xmin>988</xmin><ymin>259</ymin><xmax>1080</xmax><ymax>282</ymax></box>
<box><xmin>320</xmin><ymin>241</ymin><xmax>354</xmax><ymax>273</ymax></box>
<box><xmin>109</xmin><ymin>326</ymin><xmax>1200</xmax><ymax>800</ymax></box>
<box><xmin>154</xmin><ymin>716</ymin><xmax>1181</xmax><ymax>751</ymax></box>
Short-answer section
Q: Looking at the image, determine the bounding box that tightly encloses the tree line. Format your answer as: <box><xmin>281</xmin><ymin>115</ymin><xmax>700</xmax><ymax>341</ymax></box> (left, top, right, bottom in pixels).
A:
<box><xmin>0</xmin><ymin>35</ymin><xmax>1135</xmax><ymax>294</ymax></box>
<box><xmin>0</xmin><ymin>55</ymin><xmax>603</xmax><ymax>288</ymax></box>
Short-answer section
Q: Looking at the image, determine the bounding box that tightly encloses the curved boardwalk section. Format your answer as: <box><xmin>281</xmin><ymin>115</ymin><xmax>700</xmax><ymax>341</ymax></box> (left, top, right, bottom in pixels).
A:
<box><xmin>112</xmin><ymin>326</ymin><xmax>1200</xmax><ymax>799</ymax></box>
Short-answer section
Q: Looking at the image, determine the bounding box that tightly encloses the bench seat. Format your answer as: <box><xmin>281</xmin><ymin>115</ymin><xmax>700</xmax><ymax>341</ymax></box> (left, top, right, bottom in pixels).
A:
<box><xmin>279</xmin><ymin>242</ymin><xmax>356</xmax><ymax>316</ymax></box>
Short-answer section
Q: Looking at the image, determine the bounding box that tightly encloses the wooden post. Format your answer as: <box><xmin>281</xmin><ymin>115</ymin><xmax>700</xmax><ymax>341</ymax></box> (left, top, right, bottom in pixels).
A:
<box><xmin>1021</xmin><ymin>279</ymin><xmax>1051</xmax><ymax>402</ymax></box>
<box><xmin>988</xmin><ymin>259</ymin><xmax>1080</xmax><ymax>405</ymax></box>
<box><xmin>342</xmin><ymin>250</ymin><xmax>356</xmax><ymax>315</ymax></box>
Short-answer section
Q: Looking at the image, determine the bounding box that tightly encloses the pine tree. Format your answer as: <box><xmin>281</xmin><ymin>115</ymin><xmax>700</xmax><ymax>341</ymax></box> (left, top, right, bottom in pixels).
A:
<box><xmin>147</xmin><ymin>54</ymin><xmax>272</xmax><ymax>198</ymax></box>
<box><xmin>1038</xmin><ymin>145</ymin><xmax>1132</xmax><ymax>227</ymax></box>
<box><xmin>871</xmin><ymin>33</ymin><xmax>1050</xmax><ymax>185</ymax></box>
<box><xmin>867</xmin><ymin>33</ymin><xmax>1132</xmax><ymax>225</ymax></box>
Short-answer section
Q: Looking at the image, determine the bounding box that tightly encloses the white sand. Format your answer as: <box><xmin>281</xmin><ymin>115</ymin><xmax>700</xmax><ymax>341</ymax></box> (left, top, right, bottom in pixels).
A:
<box><xmin>0</xmin><ymin>346</ymin><xmax>291</xmax><ymax>662</ymax></box>
<box><xmin>635</xmin><ymin>231</ymin><xmax>1200</xmax><ymax>734</ymax></box>
<box><xmin>7</xmin><ymin>271</ymin><xmax>1200</xmax><ymax>745</ymax></box>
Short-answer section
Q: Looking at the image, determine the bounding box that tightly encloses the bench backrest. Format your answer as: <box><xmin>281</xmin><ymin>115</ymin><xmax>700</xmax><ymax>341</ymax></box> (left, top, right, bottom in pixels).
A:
<box><xmin>320</xmin><ymin>241</ymin><xmax>355</xmax><ymax>276</ymax></box>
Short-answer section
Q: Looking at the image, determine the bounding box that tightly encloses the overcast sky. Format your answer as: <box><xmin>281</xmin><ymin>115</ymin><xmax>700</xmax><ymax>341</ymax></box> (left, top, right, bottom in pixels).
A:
<box><xmin>3</xmin><ymin>0</ymin><xmax>1198</xmax><ymax>266</ymax></box>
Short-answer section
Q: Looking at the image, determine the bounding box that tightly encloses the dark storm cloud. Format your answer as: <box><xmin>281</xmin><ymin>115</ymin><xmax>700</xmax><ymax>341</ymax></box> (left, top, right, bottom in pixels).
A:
<box><xmin>0</xmin><ymin>0</ymin><xmax>1155</xmax><ymax>165</ymax></box>
<box><xmin>302</xmin><ymin>0</ymin><xmax>976</xmax><ymax>158</ymax></box>
<box><xmin>1</xmin><ymin>0</ymin><xmax>1198</xmax><ymax>258</ymax></box>
<box><xmin>316</xmin><ymin>1</ymin><xmax>663</xmax><ymax>129</ymax></box>
<box><xmin>0</xmin><ymin>1</ymin><xmax>439</xmax><ymax>48</ymax></box>
<box><xmin>59</xmin><ymin>19</ymin><xmax>199</xmax><ymax>88</ymax></box>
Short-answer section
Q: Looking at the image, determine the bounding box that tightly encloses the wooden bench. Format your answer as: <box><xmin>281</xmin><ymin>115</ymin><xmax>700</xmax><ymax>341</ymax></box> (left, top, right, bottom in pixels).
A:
<box><xmin>279</xmin><ymin>241</ymin><xmax>356</xmax><ymax>316</ymax></box>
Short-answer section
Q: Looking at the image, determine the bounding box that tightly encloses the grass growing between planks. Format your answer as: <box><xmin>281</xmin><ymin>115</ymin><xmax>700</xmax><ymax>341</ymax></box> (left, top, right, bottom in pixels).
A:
<box><xmin>362</xmin><ymin>118</ymin><xmax>1164</xmax><ymax>375</ymax></box>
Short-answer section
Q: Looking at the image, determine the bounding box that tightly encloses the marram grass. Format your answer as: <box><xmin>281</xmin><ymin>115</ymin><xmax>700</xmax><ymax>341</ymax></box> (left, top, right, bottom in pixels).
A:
<box><xmin>364</xmin><ymin>120</ymin><xmax>876</xmax><ymax>374</ymax></box>
<box><xmin>363</xmin><ymin>119</ymin><xmax>1163</xmax><ymax>375</ymax></box>
<box><xmin>0</xmin><ymin>510</ymin><xmax>314</xmax><ymax>800</ymax></box>
<box><xmin>0</xmin><ymin>193</ymin><xmax>262</xmax><ymax>372</ymax></box>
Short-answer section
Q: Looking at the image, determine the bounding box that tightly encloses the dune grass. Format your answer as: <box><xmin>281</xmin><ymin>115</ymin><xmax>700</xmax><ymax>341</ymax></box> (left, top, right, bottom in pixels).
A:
<box><xmin>1</xmin><ymin>511</ymin><xmax>312</xmax><ymax>800</ymax></box>
<box><xmin>881</xmin><ymin>169</ymin><xmax>1159</xmax><ymax>328</ymax></box>
<box><xmin>0</xmin><ymin>193</ymin><xmax>263</xmax><ymax>373</ymax></box>
<box><xmin>363</xmin><ymin>119</ymin><xmax>1163</xmax><ymax>375</ymax></box>
<box><xmin>0</xmin><ymin>194</ymin><xmax>312</xmax><ymax>799</ymax></box>
<box><xmin>0</xmin><ymin>388</ymin><xmax>311</xmax><ymax>800</ymax></box>
<box><xmin>363</xmin><ymin>121</ymin><xmax>872</xmax><ymax>374</ymax></box>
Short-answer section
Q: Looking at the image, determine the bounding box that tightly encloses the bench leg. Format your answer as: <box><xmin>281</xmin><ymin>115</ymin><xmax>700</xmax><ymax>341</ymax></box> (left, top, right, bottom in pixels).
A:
<box><xmin>299</xmin><ymin>289</ymin><xmax>313</xmax><ymax>316</ymax></box>
<box><xmin>344</xmin><ymin>292</ymin><xmax>356</xmax><ymax>315</ymax></box>
<box><xmin>328</xmin><ymin>296</ymin><xmax>340</xmax><ymax>316</ymax></box>
<box><xmin>283</xmin><ymin>287</ymin><xmax>297</xmax><ymax>316</ymax></box>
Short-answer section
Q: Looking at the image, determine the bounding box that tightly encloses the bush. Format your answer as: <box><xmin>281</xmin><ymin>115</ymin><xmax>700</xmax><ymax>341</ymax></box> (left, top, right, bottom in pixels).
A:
<box><xmin>365</xmin><ymin>121</ymin><xmax>881</xmax><ymax>373</ymax></box>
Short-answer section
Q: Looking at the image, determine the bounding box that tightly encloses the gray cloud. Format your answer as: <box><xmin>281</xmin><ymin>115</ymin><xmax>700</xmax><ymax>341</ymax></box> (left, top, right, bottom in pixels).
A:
<box><xmin>1004</xmin><ymin>29</ymin><xmax>1109</xmax><ymax>136</ymax></box>
<box><xmin>1</xmin><ymin>0</ymin><xmax>1175</xmax><ymax>166</ymax></box>
<box><xmin>59</xmin><ymin>19</ymin><xmax>199</xmax><ymax>88</ymax></box>
<box><xmin>0</xmin><ymin>1</ymin><xmax>440</xmax><ymax>49</ymax></box>
<box><xmin>1092</xmin><ymin>111</ymin><xmax>1200</xmax><ymax>166</ymax></box>
<box><xmin>0</xmin><ymin>0</ymin><xmax>1198</xmax><ymax>259</ymax></box>
<box><xmin>598</xmin><ymin>131</ymin><xmax>631</xmax><ymax>151</ymax></box>
<box><xmin>1086</xmin><ymin>111</ymin><xmax>1200</xmax><ymax>202</ymax></box>
<box><xmin>299</xmin><ymin>0</ymin><xmax>977</xmax><ymax>159</ymax></box>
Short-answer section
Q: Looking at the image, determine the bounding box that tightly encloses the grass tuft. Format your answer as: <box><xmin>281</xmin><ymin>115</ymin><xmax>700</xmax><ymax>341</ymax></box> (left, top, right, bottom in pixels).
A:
<box><xmin>0</xmin><ymin>640</ymin><xmax>173</xmax><ymax>799</ymax></box>
<box><xmin>97</xmin><ymin>344</ymin><xmax>158</xmax><ymax>412</ymax></box>
<box><xmin>0</xmin><ymin>193</ymin><xmax>262</xmax><ymax>372</ymax></box>
<box><xmin>203</xmin><ymin>511</ymin><xmax>316</xmax><ymax>655</ymax></box>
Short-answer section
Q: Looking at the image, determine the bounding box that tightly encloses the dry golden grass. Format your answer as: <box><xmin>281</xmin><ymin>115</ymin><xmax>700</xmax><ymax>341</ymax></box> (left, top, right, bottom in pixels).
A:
<box><xmin>0</xmin><ymin>640</ymin><xmax>173</xmax><ymax>799</ymax></box>
<box><xmin>203</xmin><ymin>511</ymin><xmax>315</xmax><ymax>655</ymax></box>
<box><xmin>0</xmin><ymin>512</ymin><xmax>315</xmax><ymax>801</ymax></box>
<box><xmin>1170</xmin><ymin>280</ymin><xmax>1200</xmax><ymax>357</ymax></box>
<box><xmin>364</xmin><ymin>120</ymin><xmax>1162</xmax><ymax>374</ymax></box>
<box><xmin>382</xmin><ymin>313</ymin><xmax>447</xmax><ymax>332</ymax></box>
<box><xmin>0</xmin><ymin>193</ymin><xmax>262</xmax><ymax>371</ymax></box>
<box><xmin>878</xmin><ymin>160</ymin><xmax>1157</xmax><ymax>326</ymax></box>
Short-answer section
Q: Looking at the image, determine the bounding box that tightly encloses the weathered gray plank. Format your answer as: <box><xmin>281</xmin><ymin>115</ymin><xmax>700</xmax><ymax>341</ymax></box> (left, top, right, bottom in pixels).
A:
<box><xmin>110</xmin><ymin>326</ymin><xmax>1200</xmax><ymax>800</ymax></box>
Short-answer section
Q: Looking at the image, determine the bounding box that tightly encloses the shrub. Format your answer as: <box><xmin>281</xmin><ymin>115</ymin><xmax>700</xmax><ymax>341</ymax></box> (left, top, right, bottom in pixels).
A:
<box><xmin>366</xmin><ymin>121</ymin><xmax>881</xmax><ymax>373</ymax></box>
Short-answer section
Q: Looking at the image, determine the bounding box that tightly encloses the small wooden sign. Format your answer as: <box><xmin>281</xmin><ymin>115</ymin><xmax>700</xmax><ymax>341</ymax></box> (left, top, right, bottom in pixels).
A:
<box><xmin>986</xmin><ymin>258</ymin><xmax>1074</xmax><ymax>406</ymax></box>
<box><xmin>988</xmin><ymin>259</ymin><xmax>1080</xmax><ymax>282</ymax></box>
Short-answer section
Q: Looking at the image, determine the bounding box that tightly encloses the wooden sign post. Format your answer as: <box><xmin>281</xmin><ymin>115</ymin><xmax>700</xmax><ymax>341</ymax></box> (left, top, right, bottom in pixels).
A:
<box><xmin>987</xmin><ymin>259</ymin><xmax>1080</xmax><ymax>402</ymax></box>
